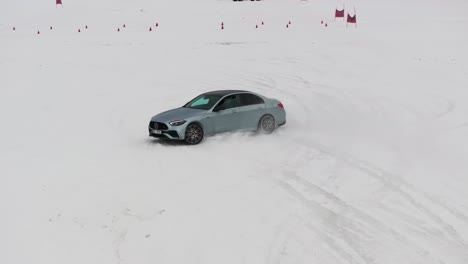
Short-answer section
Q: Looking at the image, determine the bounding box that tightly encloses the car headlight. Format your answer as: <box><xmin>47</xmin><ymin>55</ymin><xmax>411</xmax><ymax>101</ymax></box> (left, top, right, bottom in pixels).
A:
<box><xmin>169</xmin><ymin>120</ymin><xmax>186</xmax><ymax>126</ymax></box>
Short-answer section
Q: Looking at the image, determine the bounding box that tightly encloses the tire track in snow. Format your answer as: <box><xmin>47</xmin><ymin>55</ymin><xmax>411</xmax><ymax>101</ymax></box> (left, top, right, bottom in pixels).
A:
<box><xmin>237</xmin><ymin>71</ymin><xmax>468</xmax><ymax>263</ymax></box>
<box><xmin>433</xmin><ymin>99</ymin><xmax>455</xmax><ymax>119</ymax></box>
<box><xmin>237</xmin><ymin>73</ymin><xmax>410</xmax><ymax>262</ymax></box>
<box><xmin>109</xmin><ymin>208</ymin><xmax>165</xmax><ymax>264</ymax></box>
<box><xmin>338</xmin><ymin>155</ymin><xmax>468</xmax><ymax>246</ymax></box>
<box><xmin>274</xmin><ymin>178</ymin><xmax>445</xmax><ymax>264</ymax></box>
<box><xmin>299</xmin><ymin>138</ymin><xmax>468</xmax><ymax>248</ymax></box>
<box><xmin>265</xmin><ymin>196</ymin><xmax>372</xmax><ymax>264</ymax></box>
<box><xmin>239</xmin><ymin>73</ymin><xmax>383</xmax><ymax>263</ymax></box>
<box><xmin>283</xmin><ymin>74</ymin><xmax>468</xmax><ymax>250</ymax></box>
<box><xmin>452</xmin><ymin>120</ymin><xmax>468</xmax><ymax>130</ymax></box>
<box><xmin>283</xmin><ymin>72</ymin><xmax>466</xmax><ymax>237</ymax></box>
<box><xmin>264</xmin><ymin>149</ymin><xmax>447</xmax><ymax>263</ymax></box>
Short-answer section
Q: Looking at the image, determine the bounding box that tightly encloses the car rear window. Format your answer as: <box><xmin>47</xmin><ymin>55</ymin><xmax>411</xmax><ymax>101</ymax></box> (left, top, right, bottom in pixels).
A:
<box><xmin>240</xmin><ymin>93</ymin><xmax>264</xmax><ymax>106</ymax></box>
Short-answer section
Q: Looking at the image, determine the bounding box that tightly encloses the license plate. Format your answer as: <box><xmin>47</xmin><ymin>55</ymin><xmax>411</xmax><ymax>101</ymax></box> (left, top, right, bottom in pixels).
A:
<box><xmin>153</xmin><ymin>130</ymin><xmax>162</xmax><ymax>134</ymax></box>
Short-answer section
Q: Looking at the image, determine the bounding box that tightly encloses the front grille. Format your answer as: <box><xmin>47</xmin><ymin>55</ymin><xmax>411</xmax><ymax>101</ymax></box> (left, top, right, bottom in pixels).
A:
<box><xmin>149</xmin><ymin>121</ymin><xmax>168</xmax><ymax>130</ymax></box>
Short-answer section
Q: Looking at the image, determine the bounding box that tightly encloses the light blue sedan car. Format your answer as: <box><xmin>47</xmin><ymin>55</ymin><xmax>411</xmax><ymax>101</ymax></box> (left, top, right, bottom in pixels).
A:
<box><xmin>148</xmin><ymin>90</ymin><xmax>286</xmax><ymax>144</ymax></box>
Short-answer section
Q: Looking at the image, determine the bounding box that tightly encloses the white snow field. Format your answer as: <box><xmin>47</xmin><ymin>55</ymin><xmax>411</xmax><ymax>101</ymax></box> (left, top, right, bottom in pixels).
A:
<box><xmin>1</xmin><ymin>0</ymin><xmax>468</xmax><ymax>263</ymax></box>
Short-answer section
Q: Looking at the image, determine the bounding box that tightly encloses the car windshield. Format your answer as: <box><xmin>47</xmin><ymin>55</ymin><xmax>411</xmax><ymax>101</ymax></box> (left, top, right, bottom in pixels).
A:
<box><xmin>183</xmin><ymin>94</ymin><xmax>222</xmax><ymax>110</ymax></box>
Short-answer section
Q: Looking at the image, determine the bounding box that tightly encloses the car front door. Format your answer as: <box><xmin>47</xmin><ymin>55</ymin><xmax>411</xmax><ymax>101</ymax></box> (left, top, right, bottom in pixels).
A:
<box><xmin>211</xmin><ymin>94</ymin><xmax>241</xmax><ymax>133</ymax></box>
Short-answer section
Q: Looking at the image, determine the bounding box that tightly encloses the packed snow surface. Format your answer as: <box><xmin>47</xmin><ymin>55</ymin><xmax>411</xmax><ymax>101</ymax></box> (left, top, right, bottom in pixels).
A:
<box><xmin>1</xmin><ymin>0</ymin><xmax>468</xmax><ymax>263</ymax></box>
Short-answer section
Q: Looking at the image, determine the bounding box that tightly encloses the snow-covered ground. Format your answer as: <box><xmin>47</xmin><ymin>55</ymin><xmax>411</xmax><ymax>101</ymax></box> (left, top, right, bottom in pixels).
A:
<box><xmin>1</xmin><ymin>0</ymin><xmax>468</xmax><ymax>263</ymax></box>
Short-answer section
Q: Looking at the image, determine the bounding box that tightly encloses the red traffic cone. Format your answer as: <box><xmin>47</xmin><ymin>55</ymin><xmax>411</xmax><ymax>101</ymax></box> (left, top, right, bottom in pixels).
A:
<box><xmin>149</xmin><ymin>27</ymin><xmax>152</xmax><ymax>31</ymax></box>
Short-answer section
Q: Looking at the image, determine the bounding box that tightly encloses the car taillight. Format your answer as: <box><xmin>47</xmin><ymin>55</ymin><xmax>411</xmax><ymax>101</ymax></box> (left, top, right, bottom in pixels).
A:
<box><xmin>278</xmin><ymin>103</ymin><xmax>284</xmax><ymax>108</ymax></box>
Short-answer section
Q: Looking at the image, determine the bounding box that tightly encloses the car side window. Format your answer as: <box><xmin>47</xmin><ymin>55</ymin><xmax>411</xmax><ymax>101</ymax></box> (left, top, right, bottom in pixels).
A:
<box><xmin>240</xmin><ymin>93</ymin><xmax>265</xmax><ymax>106</ymax></box>
<box><xmin>214</xmin><ymin>95</ymin><xmax>241</xmax><ymax>111</ymax></box>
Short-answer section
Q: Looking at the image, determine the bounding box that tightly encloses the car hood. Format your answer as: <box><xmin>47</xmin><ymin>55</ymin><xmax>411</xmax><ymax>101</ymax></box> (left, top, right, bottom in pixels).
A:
<box><xmin>151</xmin><ymin>107</ymin><xmax>206</xmax><ymax>123</ymax></box>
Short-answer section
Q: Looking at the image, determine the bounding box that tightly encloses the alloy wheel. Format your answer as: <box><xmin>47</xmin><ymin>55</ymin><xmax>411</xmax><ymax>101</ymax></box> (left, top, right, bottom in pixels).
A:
<box><xmin>185</xmin><ymin>124</ymin><xmax>203</xmax><ymax>144</ymax></box>
<box><xmin>261</xmin><ymin>115</ymin><xmax>275</xmax><ymax>134</ymax></box>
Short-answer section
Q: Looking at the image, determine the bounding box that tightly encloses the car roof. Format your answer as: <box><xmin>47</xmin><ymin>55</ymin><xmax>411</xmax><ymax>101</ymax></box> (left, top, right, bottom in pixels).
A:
<box><xmin>203</xmin><ymin>90</ymin><xmax>250</xmax><ymax>97</ymax></box>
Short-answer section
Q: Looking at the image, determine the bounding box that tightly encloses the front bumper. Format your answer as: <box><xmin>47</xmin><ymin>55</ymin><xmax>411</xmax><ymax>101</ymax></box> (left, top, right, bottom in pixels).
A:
<box><xmin>148</xmin><ymin>121</ymin><xmax>185</xmax><ymax>140</ymax></box>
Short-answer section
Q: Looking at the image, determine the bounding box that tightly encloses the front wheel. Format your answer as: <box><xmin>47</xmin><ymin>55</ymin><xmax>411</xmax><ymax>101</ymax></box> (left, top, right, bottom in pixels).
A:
<box><xmin>184</xmin><ymin>123</ymin><xmax>204</xmax><ymax>145</ymax></box>
<box><xmin>258</xmin><ymin>115</ymin><xmax>276</xmax><ymax>134</ymax></box>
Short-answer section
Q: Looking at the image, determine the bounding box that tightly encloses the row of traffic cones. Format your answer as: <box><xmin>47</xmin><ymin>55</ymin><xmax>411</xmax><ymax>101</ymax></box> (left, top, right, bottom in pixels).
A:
<box><xmin>221</xmin><ymin>20</ymin><xmax>292</xmax><ymax>30</ymax></box>
<box><xmin>13</xmin><ymin>23</ymin><xmax>161</xmax><ymax>34</ymax></box>
<box><xmin>118</xmin><ymin>22</ymin><xmax>158</xmax><ymax>32</ymax></box>
<box><xmin>222</xmin><ymin>19</ymin><xmax>330</xmax><ymax>29</ymax></box>
<box><xmin>28</xmin><ymin>25</ymin><xmax>89</xmax><ymax>34</ymax></box>
<box><xmin>15</xmin><ymin>19</ymin><xmax>337</xmax><ymax>35</ymax></box>
<box><xmin>77</xmin><ymin>25</ymin><xmax>89</xmax><ymax>33</ymax></box>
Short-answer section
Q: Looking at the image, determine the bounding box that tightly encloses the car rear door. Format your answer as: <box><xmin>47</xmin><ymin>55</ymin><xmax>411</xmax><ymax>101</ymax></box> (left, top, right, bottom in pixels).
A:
<box><xmin>238</xmin><ymin>93</ymin><xmax>266</xmax><ymax>130</ymax></box>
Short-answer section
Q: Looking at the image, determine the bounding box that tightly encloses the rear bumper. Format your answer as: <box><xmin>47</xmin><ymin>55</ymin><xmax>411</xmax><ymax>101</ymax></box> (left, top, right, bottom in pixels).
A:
<box><xmin>274</xmin><ymin>108</ymin><xmax>286</xmax><ymax>127</ymax></box>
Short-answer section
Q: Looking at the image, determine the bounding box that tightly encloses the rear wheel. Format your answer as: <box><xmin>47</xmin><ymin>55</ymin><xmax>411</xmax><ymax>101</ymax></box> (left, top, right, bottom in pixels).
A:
<box><xmin>184</xmin><ymin>123</ymin><xmax>204</xmax><ymax>145</ymax></box>
<box><xmin>259</xmin><ymin>115</ymin><xmax>275</xmax><ymax>134</ymax></box>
